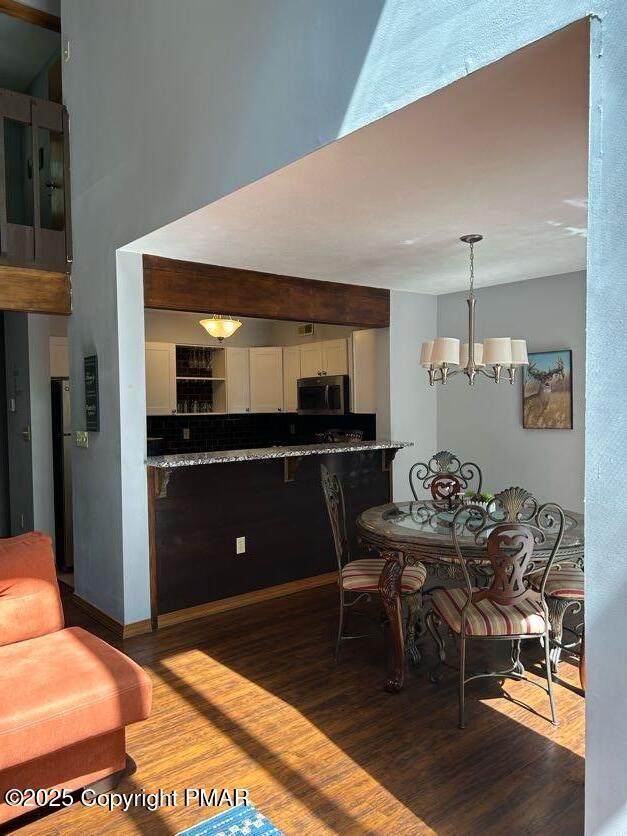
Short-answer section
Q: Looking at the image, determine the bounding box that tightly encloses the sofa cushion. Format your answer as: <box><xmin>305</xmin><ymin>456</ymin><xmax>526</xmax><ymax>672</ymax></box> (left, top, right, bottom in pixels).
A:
<box><xmin>0</xmin><ymin>532</ymin><xmax>64</xmax><ymax>646</ymax></box>
<box><xmin>0</xmin><ymin>626</ymin><xmax>152</xmax><ymax>770</ymax></box>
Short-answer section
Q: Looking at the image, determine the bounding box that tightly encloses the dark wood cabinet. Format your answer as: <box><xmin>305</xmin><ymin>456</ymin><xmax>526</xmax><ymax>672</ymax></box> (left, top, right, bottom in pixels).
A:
<box><xmin>0</xmin><ymin>87</ymin><xmax>72</xmax><ymax>278</ymax></box>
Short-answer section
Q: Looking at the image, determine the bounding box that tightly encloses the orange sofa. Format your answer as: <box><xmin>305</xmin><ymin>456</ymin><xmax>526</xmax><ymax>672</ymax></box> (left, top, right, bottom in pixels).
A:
<box><xmin>0</xmin><ymin>532</ymin><xmax>152</xmax><ymax>825</ymax></box>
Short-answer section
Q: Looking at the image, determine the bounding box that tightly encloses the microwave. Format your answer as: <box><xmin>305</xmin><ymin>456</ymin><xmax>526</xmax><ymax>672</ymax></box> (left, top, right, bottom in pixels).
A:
<box><xmin>297</xmin><ymin>375</ymin><xmax>350</xmax><ymax>415</ymax></box>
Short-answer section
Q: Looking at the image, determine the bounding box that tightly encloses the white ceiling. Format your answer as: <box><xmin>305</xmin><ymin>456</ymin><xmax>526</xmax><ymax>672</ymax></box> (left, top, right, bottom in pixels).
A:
<box><xmin>129</xmin><ymin>22</ymin><xmax>589</xmax><ymax>295</ymax></box>
<box><xmin>0</xmin><ymin>14</ymin><xmax>59</xmax><ymax>93</ymax></box>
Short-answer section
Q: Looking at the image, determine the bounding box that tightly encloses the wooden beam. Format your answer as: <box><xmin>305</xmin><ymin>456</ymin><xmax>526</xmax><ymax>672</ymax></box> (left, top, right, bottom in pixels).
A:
<box><xmin>0</xmin><ymin>0</ymin><xmax>61</xmax><ymax>32</ymax></box>
<box><xmin>0</xmin><ymin>265</ymin><xmax>70</xmax><ymax>314</ymax></box>
<box><xmin>143</xmin><ymin>254</ymin><xmax>390</xmax><ymax>328</ymax></box>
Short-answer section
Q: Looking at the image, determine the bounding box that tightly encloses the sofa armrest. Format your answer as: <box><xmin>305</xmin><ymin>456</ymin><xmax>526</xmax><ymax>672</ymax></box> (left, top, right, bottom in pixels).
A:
<box><xmin>0</xmin><ymin>533</ymin><xmax>64</xmax><ymax>646</ymax></box>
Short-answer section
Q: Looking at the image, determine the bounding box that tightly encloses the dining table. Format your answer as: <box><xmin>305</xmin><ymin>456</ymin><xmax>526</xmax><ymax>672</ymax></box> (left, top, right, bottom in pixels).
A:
<box><xmin>357</xmin><ymin>499</ymin><xmax>585</xmax><ymax>693</ymax></box>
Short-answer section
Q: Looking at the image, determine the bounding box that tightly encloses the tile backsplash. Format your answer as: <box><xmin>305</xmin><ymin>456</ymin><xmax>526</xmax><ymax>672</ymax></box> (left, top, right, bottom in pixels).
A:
<box><xmin>147</xmin><ymin>413</ymin><xmax>376</xmax><ymax>455</ymax></box>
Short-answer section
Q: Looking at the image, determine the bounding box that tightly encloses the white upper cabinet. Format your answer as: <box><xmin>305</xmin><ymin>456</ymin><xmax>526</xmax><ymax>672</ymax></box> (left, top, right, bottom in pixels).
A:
<box><xmin>225</xmin><ymin>347</ymin><xmax>250</xmax><ymax>413</ymax></box>
<box><xmin>299</xmin><ymin>338</ymin><xmax>348</xmax><ymax>377</ymax></box>
<box><xmin>350</xmin><ymin>329</ymin><xmax>377</xmax><ymax>413</ymax></box>
<box><xmin>299</xmin><ymin>342</ymin><xmax>323</xmax><ymax>377</ymax></box>
<box><xmin>249</xmin><ymin>347</ymin><xmax>284</xmax><ymax>413</ymax></box>
<box><xmin>145</xmin><ymin>342</ymin><xmax>176</xmax><ymax>415</ymax></box>
<box><xmin>283</xmin><ymin>346</ymin><xmax>301</xmax><ymax>412</ymax></box>
<box><xmin>322</xmin><ymin>339</ymin><xmax>348</xmax><ymax>376</ymax></box>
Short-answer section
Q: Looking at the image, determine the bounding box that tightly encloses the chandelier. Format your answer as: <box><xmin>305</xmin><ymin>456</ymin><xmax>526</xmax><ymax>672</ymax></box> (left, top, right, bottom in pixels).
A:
<box><xmin>420</xmin><ymin>235</ymin><xmax>528</xmax><ymax>386</ymax></box>
<box><xmin>199</xmin><ymin>315</ymin><xmax>242</xmax><ymax>342</ymax></box>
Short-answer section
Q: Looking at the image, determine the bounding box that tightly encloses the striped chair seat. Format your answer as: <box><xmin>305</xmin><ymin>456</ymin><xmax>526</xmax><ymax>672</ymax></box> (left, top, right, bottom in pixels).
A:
<box><xmin>341</xmin><ymin>559</ymin><xmax>427</xmax><ymax>593</ymax></box>
<box><xmin>432</xmin><ymin>587</ymin><xmax>547</xmax><ymax>637</ymax></box>
<box><xmin>531</xmin><ymin>564</ymin><xmax>584</xmax><ymax>600</ymax></box>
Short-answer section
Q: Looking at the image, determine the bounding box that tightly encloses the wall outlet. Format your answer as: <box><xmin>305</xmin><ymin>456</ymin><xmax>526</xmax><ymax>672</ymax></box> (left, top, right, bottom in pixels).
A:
<box><xmin>75</xmin><ymin>431</ymin><xmax>89</xmax><ymax>448</ymax></box>
<box><xmin>236</xmin><ymin>536</ymin><xmax>246</xmax><ymax>555</ymax></box>
<box><xmin>183</xmin><ymin>427</ymin><xmax>190</xmax><ymax>440</ymax></box>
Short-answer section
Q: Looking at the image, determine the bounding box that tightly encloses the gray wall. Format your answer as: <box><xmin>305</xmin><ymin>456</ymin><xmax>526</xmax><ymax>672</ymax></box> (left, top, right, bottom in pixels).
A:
<box><xmin>61</xmin><ymin>3</ymin><xmax>627</xmax><ymax>829</ymax></box>
<box><xmin>5</xmin><ymin>314</ymin><xmax>34</xmax><ymax>534</ymax></box>
<box><xmin>390</xmin><ymin>291</ymin><xmax>437</xmax><ymax>500</ymax></box>
<box><xmin>62</xmin><ymin>0</ymin><xmax>386</xmax><ymax>625</ymax></box>
<box><xmin>266</xmin><ymin>321</ymin><xmax>357</xmax><ymax>347</ymax></box>
<box><xmin>4</xmin><ymin>313</ymin><xmax>55</xmax><ymax>540</ymax></box>
<box><xmin>144</xmin><ymin>311</ymin><xmax>275</xmax><ymax>348</ymax></box>
<box><xmin>437</xmin><ymin>272</ymin><xmax>585</xmax><ymax>510</ymax></box>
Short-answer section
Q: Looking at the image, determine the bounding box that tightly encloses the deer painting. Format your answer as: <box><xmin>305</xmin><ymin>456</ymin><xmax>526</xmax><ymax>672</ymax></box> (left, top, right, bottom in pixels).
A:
<box><xmin>523</xmin><ymin>351</ymin><xmax>572</xmax><ymax>429</ymax></box>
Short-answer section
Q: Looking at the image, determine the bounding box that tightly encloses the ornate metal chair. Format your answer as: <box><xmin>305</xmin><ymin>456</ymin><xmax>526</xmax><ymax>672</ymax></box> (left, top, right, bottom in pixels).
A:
<box><xmin>425</xmin><ymin>487</ymin><xmax>565</xmax><ymax>728</ymax></box>
<box><xmin>531</xmin><ymin>560</ymin><xmax>584</xmax><ymax>674</ymax></box>
<box><xmin>409</xmin><ymin>450</ymin><xmax>483</xmax><ymax>505</ymax></box>
<box><xmin>321</xmin><ymin>464</ymin><xmax>427</xmax><ymax>664</ymax></box>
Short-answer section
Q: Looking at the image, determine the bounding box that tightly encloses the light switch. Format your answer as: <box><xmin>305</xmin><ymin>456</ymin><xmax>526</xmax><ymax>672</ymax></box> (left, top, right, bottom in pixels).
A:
<box><xmin>75</xmin><ymin>431</ymin><xmax>89</xmax><ymax>448</ymax></box>
<box><xmin>236</xmin><ymin>536</ymin><xmax>246</xmax><ymax>555</ymax></box>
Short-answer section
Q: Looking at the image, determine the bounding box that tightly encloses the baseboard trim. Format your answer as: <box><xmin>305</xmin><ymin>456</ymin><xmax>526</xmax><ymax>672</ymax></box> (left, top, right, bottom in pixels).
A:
<box><xmin>72</xmin><ymin>595</ymin><xmax>152</xmax><ymax>639</ymax></box>
<box><xmin>157</xmin><ymin>571</ymin><xmax>337</xmax><ymax>630</ymax></box>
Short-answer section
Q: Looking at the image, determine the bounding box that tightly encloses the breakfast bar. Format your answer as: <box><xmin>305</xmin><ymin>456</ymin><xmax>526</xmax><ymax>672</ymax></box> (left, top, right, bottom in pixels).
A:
<box><xmin>147</xmin><ymin>441</ymin><xmax>411</xmax><ymax>628</ymax></box>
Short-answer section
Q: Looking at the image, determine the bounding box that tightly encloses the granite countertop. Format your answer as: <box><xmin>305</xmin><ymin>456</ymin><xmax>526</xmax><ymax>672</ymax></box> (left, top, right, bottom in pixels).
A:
<box><xmin>146</xmin><ymin>440</ymin><xmax>413</xmax><ymax>469</ymax></box>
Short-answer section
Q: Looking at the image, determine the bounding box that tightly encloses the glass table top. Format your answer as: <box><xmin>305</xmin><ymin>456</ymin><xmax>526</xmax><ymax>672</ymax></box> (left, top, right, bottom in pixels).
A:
<box><xmin>359</xmin><ymin>500</ymin><xmax>584</xmax><ymax>551</ymax></box>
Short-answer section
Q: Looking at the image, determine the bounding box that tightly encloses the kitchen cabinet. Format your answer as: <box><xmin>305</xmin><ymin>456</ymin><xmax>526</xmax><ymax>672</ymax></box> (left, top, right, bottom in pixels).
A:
<box><xmin>225</xmin><ymin>347</ymin><xmax>251</xmax><ymax>413</ymax></box>
<box><xmin>249</xmin><ymin>347</ymin><xmax>284</xmax><ymax>412</ymax></box>
<box><xmin>299</xmin><ymin>339</ymin><xmax>348</xmax><ymax>377</ymax></box>
<box><xmin>322</xmin><ymin>339</ymin><xmax>348</xmax><ymax>376</ymax></box>
<box><xmin>145</xmin><ymin>342</ymin><xmax>176</xmax><ymax>415</ymax></box>
<box><xmin>299</xmin><ymin>342</ymin><xmax>323</xmax><ymax>378</ymax></box>
<box><xmin>350</xmin><ymin>329</ymin><xmax>377</xmax><ymax>413</ymax></box>
<box><xmin>283</xmin><ymin>346</ymin><xmax>301</xmax><ymax>412</ymax></box>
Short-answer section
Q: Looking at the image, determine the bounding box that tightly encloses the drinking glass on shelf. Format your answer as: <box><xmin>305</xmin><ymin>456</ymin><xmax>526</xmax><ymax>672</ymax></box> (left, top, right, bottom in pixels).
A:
<box><xmin>178</xmin><ymin>399</ymin><xmax>189</xmax><ymax>414</ymax></box>
<box><xmin>191</xmin><ymin>399</ymin><xmax>199</xmax><ymax>413</ymax></box>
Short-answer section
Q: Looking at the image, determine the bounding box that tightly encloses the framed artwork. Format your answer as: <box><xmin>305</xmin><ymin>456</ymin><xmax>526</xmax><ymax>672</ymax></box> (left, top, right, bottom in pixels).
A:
<box><xmin>522</xmin><ymin>350</ymin><xmax>573</xmax><ymax>430</ymax></box>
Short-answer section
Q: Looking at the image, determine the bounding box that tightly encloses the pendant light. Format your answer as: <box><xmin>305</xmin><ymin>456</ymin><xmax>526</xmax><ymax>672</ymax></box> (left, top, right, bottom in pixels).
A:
<box><xmin>199</xmin><ymin>315</ymin><xmax>242</xmax><ymax>342</ymax></box>
<box><xmin>420</xmin><ymin>235</ymin><xmax>529</xmax><ymax>386</ymax></box>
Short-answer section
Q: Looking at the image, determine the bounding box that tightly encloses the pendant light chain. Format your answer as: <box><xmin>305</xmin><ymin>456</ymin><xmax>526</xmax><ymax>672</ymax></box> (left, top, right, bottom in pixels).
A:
<box><xmin>469</xmin><ymin>240</ymin><xmax>475</xmax><ymax>297</ymax></box>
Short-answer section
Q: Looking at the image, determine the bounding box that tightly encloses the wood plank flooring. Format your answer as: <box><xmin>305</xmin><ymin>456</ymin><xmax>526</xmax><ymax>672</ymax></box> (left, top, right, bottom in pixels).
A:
<box><xmin>17</xmin><ymin>586</ymin><xmax>584</xmax><ymax>835</ymax></box>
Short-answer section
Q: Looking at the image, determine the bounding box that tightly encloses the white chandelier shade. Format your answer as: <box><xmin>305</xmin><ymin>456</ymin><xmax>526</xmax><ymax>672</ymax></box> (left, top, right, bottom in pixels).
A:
<box><xmin>482</xmin><ymin>337</ymin><xmax>512</xmax><ymax>366</ymax></box>
<box><xmin>420</xmin><ymin>235</ymin><xmax>529</xmax><ymax>386</ymax></box>
<box><xmin>199</xmin><ymin>315</ymin><xmax>243</xmax><ymax>341</ymax></box>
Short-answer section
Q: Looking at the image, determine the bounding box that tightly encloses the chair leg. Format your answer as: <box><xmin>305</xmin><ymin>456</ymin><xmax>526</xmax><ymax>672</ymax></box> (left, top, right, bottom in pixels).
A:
<box><xmin>334</xmin><ymin>590</ymin><xmax>345</xmax><ymax>665</ymax></box>
<box><xmin>544</xmin><ymin>626</ymin><xmax>558</xmax><ymax>725</ymax></box>
<box><xmin>458</xmin><ymin>633</ymin><xmax>467</xmax><ymax>729</ymax></box>
<box><xmin>510</xmin><ymin>639</ymin><xmax>524</xmax><ymax>677</ymax></box>
<box><xmin>547</xmin><ymin>597</ymin><xmax>568</xmax><ymax>673</ymax></box>
<box><xmin>405</xmin><ymin>590</ymin><xmax>422</xmax><ymax>666</ymax></box>
<box><xmin>426</xmin><ymin>609</ymin><xmax>446</xmax><ymax>683</ymax></box>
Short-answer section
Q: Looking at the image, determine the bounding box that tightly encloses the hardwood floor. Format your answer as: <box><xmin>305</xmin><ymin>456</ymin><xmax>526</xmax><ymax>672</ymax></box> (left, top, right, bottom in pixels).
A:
<box><xmin>18</xmin><ymin>585</ymin><xmax>584</xmax><ymax>835</ymax></box>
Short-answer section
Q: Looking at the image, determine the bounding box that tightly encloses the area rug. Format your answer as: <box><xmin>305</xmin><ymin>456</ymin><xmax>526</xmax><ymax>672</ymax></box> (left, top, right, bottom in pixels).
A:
<box><xmin>177</xmin><ymin>803</ymin><xmax>283</xmax><ymax>835</ymax></box>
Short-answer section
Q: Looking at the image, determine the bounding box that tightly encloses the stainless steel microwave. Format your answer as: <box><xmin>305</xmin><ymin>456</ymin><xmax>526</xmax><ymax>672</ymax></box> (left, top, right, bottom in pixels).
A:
<box><xmin>297</xmin><ymin>375</ymin><xmax>350</xmax><ymax>415</ymax></box>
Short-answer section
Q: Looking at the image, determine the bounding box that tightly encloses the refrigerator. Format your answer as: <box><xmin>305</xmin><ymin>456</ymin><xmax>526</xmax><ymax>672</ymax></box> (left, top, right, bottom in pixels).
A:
<box><xmin>51</xmin><ymin>378</ymin><xmax>73</xmax><ymax>572</ymax></box>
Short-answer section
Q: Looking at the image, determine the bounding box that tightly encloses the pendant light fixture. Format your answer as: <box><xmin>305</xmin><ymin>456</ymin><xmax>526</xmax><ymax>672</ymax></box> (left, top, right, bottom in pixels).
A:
<box><xmin>420</xmin><ymin>235</ymin><xmax>529</xmax><ymax>386</ymax></box>
<box><xmin>199</xmin><ymin>315</ymin><xmax>242</xmax><ymax>342</ymax></box>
